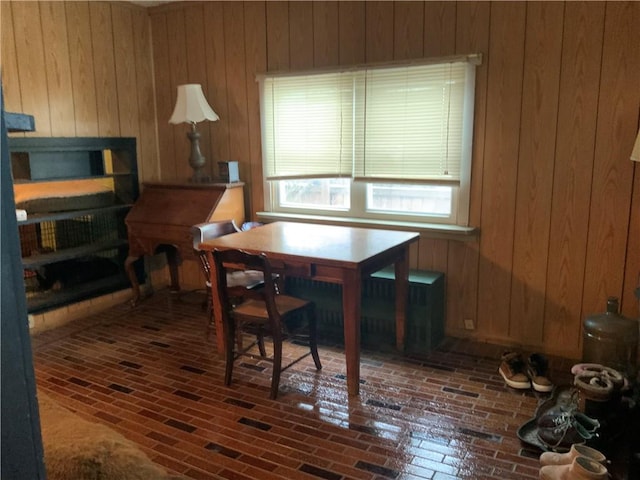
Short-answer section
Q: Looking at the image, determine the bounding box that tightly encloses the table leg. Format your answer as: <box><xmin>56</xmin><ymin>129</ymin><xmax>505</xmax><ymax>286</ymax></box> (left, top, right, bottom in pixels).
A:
<box><xmin>394</xmin><ymin>247</ymin><xmax>409</xmax><ymax>351</ymax></box>
<box><xmin>342</xmin><ymin>270</ymin><xmax>361</xmax><ymax>396</ymax></box>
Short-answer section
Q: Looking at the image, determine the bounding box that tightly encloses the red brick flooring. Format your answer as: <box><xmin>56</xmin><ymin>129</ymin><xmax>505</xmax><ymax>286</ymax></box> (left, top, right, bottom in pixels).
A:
<box><xmin>30</xmin><ymin>289</ymin><xmax>631</xmax><ymax>479</ymax></box>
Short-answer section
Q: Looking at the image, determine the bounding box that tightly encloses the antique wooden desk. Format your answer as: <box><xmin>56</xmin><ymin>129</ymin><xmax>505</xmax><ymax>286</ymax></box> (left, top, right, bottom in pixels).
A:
<box><xmin>198</xmin><ymin>221</ymin><xmax>420</xmax><ymax>396</ymax></box>
<box><xmin>124</xmin><ymin>182</ymin><xmax>244</xmax><ymax>304</ymax></box>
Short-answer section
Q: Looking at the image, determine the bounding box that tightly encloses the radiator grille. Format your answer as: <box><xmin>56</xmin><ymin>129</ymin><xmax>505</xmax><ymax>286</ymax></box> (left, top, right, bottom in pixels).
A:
<box><xmin>285</xmin><ymin>268</ymin><xmax>445</xmax><ymax>355</ymax></box>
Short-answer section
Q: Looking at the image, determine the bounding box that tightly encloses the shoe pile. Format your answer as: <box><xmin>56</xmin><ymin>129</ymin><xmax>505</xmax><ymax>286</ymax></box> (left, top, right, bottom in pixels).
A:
<box><xmin>499</xmin><ymin>351</ymin><xmax>554</xmax><ymax>393</ymax></box>
<box><xmin>539</xmin><ymin>444</ymin><xmax>609</xmax><ymax>479</ymax></box>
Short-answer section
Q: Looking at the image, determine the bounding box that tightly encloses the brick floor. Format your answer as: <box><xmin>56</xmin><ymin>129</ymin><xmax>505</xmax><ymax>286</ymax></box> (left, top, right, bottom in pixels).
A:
<box><xmin>30</xmin><ymin>289</ymin><xmax>635</xmax><ymax>479</ymax></box>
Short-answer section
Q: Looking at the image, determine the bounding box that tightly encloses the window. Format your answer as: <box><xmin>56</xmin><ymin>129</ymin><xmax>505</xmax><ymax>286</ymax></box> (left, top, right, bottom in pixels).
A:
<box><xmin>259</xmin><ymin>55</ymin><xmax>479</xmax><ymax>226</ymax></box>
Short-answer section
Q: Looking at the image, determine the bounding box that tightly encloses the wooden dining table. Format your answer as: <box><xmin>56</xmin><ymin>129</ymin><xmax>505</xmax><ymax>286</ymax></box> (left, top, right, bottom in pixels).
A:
<box><xmin>198</xmin><ymin>221</ymin><xmax>420</xmax><ymax>396</ymax></box>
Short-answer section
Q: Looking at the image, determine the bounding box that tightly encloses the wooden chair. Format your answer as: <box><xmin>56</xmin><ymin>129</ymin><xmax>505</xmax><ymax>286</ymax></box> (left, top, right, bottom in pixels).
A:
<box><xmin>191</xmin><ymin>221</ymin><xmax>265</xmax><ymax>325</ymax></box>
<box><xmin>212</xmin><ymin>248</ymin><xmax>322</xmax><ymax>399</ymax></box>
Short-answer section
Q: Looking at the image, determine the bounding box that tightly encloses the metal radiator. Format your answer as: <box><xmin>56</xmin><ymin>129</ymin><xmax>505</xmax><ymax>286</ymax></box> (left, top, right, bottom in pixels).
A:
<box><xmin>285</xmin><ymin>267</ymin><xmax>445</xmax><ymax>356</ymax></box>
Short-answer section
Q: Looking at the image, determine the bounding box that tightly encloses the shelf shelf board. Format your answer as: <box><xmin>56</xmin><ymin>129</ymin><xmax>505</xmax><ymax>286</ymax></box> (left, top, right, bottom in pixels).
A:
<box><xmin>26</xmin><ymin>273</ymin><xmax>129</xmax><ymax>313</ymax></box>
<box><xmin>12</xmin><ymin>173</ymin><xmax>133</xmax><ymax>184</ymax></box>
<box><xmin>18</xmin><ymin>204</ymin><xmax>133</xmax><ymax>225</ymax></box>
<box><xmin>22</xmin><ymin>239</ymin><xmax>129</xmax><ymax>269</ymax></box>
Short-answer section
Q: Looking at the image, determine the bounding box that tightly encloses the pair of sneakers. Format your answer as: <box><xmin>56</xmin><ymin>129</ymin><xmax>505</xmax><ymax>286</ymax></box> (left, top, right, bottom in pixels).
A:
<box><xmin>499</xmin><ymin>351</ymin><xmax>553</xmax><ymax>392</ymax></box>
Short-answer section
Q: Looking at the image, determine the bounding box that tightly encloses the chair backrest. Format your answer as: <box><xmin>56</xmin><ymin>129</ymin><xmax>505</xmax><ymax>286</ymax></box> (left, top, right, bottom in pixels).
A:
<box><xmin>191</xmin><ymin>221</ymin><xmax>241</xmax><ymax>281</ymax></box>
<box><xmin>212</xmin><ymin>249</ymin><xmax>282</xmax><ymax>333</ymax></box>
<box><xmin>191</xmin><ymin>220</ymin><xmax>240</xmax><ymax>250</ymax></box>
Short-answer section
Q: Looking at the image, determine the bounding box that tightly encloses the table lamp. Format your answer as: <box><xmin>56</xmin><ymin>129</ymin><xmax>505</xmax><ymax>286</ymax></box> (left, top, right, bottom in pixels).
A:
<box><xmin>169</xmin><ymin>84</ymin><xmax>219</xmax><ymax>183</ymax></box>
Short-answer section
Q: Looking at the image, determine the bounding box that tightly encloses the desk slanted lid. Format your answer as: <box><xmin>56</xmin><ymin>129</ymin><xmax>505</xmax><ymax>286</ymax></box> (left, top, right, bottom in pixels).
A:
<box><xmin>125</xmin><ymin>182</ymin><xmax>235</xmax><ymax>227</ymax></box>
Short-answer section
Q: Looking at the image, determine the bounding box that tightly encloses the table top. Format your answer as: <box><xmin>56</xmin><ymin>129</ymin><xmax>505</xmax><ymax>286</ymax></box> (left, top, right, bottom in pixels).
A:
<box><xmin>198</xmin><ymin>221</ymin><xmax>419</xmax><ymax>269</ymax></box>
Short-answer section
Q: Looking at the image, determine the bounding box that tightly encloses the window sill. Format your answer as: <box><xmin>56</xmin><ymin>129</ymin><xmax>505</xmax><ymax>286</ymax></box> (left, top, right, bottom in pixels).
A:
<box><xmin>256</xmin><ymin>212</ymin><xmax>479</xmax><ymax>241</ymax></box>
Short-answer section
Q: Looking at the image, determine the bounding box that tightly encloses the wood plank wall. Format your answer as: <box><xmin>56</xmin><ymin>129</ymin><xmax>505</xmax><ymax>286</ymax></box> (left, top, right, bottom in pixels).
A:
<box><xmin>147</xmin><ymin>0</ymin><xmax>640</xmax><ymax>359</ymax></box>
<box><xmin>1</xmin><ymin>1</ymin><xmax>158</xmax><ymax>182</ymax></box>
<box><xmin>3</xmin><ymin>1</ymin><xmax>639</xmax><ymax>358</ymax></box>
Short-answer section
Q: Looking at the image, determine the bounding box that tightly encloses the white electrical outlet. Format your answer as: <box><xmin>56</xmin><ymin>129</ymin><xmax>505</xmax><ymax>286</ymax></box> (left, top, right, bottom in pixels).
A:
<box><xmin>464</xmin><ymin>319</ymin><xmax>475</xmax><ymax>330</ymax></box>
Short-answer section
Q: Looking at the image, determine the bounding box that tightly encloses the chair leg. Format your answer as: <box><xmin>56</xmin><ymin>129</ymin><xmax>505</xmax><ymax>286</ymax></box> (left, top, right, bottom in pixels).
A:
<box><xmin>270</xmin><ymin>334</ymin><xmax>283</xmax><ymax>399</ymax></box>
<box><xmin>235</xmin><ymin>330</ymin><xmax>243</xmax><ymax>353</ymax></box>
<box><xmin>308</xmin><ymin>306</ymin><xmax>322</xmax><ymax>370</ymax></box>
<box><xmin>206</xmin><ymin>290</ymin><xmax>214</xmax><ymax>326</ymax></box>
<box><xmin>257</xmin><ymin>331</ymin><xmax>267</xmax><ymax>357</ymax></box>
<box><xmin>224</xmin><ymin>321</ymin><xmax>236</xmax><ymax>387</ymax></box>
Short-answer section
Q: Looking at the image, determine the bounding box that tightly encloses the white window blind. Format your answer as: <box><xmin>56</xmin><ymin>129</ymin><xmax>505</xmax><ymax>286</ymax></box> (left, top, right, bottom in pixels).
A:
<box><xmin>259</xmin><ymin>56</ymin><xmax>478</xmax><ymax>183</ymax></box>
<box><xmin>354</xmin><ymin>62</ymin><xmax>472</xmax><ymax>183</ymax></box>
<box><xmin>260</xmin><ymin>72</ymin><xmax>357</xmax><ymax>180</ymax></box>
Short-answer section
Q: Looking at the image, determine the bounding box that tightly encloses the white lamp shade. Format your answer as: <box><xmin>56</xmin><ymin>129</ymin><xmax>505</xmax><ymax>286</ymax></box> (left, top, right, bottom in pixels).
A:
<box><xmin>632</xmin><ymin>129</ymin><xmax>640</xmax><ymax>162</ymax></box>
<box><xmin>169</xmin><ymin>84</ymin><xmax>219</xmax><ymax>124</ymax></box>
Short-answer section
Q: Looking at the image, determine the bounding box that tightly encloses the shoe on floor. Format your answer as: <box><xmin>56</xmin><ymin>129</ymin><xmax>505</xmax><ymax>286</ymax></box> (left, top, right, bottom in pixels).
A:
<box><xmin>539</xmin><ymin>443</ymin><xmax>606</xmax><ymax>467</ymax></box>
<box><xmin>539</xmin><ymin>455</ymin><xmax>608</xmax><ymax>479</ymax></box>
<box><xmin>527</xmin><ymin>353</ymin><xmax>554</xmax><ymax>393</ymax></box>
<box><xmin>499</xmin><ymin>352</ymin><xmax>531</xmax><ymax>389</ymax></box>
<box><xmin>536</xmin><ymin>408</ymin><xmax>598</xmax><ymax>451</ymax></box>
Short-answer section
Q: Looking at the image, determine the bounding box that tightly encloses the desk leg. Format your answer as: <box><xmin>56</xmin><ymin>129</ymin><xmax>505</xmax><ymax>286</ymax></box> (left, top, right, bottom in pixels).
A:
<box><xmin>125</xmin><ymin>255</ymin><xmax>141</xmax><ymax>306</ymax></box>
<box><xmin>166</xmin><ymin>248</ymin><xmax>181</xmax><ymax>293</ymax></box>
<box><xmin>394</xmin><ymin>247</ymin><xmax>409</xmax><ymax>351</ymax></box>
<box><xmin>342</xmin><ymin>270</ymin><xmax>361</xmax><ymax>396</ymax></box>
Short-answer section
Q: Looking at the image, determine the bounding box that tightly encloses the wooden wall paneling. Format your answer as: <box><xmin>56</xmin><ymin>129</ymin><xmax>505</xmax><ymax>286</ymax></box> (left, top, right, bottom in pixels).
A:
<box><xmin>393</xmin><ymin>1</ymin><xmax>424</xmax><ymax>60</ymax></box>
<box><xmin>266</xmin><ymin>1</ymin><xmax>289</xmax><ymax>71</ymax></box>
<box><xmin>112</xmin><ymin>4</ymin><xmax>139</xmax><ymax>139</ymax></box>
<box><xmin>418</xmin><ymin>237</ymin><xmax>449</xmax><ymax>274</ymax></box>
<box><xmin>543</xmin><ymin>2</ymin><xmax>604</xmax><ymax>358</ymax></box>
<box><xmin>446</xmin><ymin>241</ymin><xmax>479</xmax><ymax>335</ymax></box>
<box><xmin>0</xmin><ymin>0</ymin><xmax>618</xmax><ymax>355</ymax></box>
<box><xmin>132</xmin><ymin>8</ymin><xmax>159</xmax><ymax>182</ymax></box>
<box><xmin>408</xmin><ymin>240</ymin><xmax>419</xmax><ymax>270</ymax></box>
<box><xmin>89</xmin><ymin>2</ymin><xmax>120</xmax><ymax>136</ymax></box>
<box><xmin>289</xmin><ymin>1</ymin><xmax>314</xmax><ymax>70</ymax></box>
<box><xmin>40</xmin><ymin>1</ymin><xmax>75</xmax><ymax>136</ymax></box>
<box><xmin>509</xmin><ymin>2</ymin><xmax>563</xmax><ymax>345</ymax></box>
<box><xmin>184</xmin><ymin>3</ymin><xmax>215</xmax><ymax>182</ymax></box>
<box><xmin>11</xmin><ymin>1</ymin><xmax>51</xmax><ymax>136</ymax></box>
<box><xmin>203</xmin><ymin>2</ymin><xmax>230</xmax><ymax>170</ymax></box>
<box><xmin>150</xmin><ymin>13</ymin><xmax>176</xmax><ymax>181</ymax></box>
<box><xmin>477</xmin><ymin>1</ymin><xmax>526</xmax><ymax>341</ymax></box>
<box><xmin>223</xmin><ymin>2</ymin><xmax>251</xmax><ymax>202</ymax></box>
<box><xmin>448</xmin><ymin>2</ymin><xmax>490</xmax><ymax>335</ymax></box>
<box><xmin>1</xmin><ymin>2</ymin><xmax>24</xmax><ymax>118</ymax></box>
<box><xmin>338</xmin><ymin>1</ymin><xmax>366</xmax><ymax>66</ymax></box>
<box><xmin>365</xmin><ymin>1</ymin><xmax>393</xmax><ymax>63</ymax></box>
<box><xmin>423</xmin><ymin>1</ymin><xmax>457</xmax><ymax>57</ymax></box>
<box><xmin>184</xmin><ymin>3</ymin><xmax>207</xmax><ymax>84</ymax></box>
<box><xmin>65</xmin><ymin>1</ymin><xmax>99</xmax><ymax>137</ymax></box>
<box><xmin>312</xmin><ymin>1</ymin><xmax>339</xmax><ymax>67</ymax></box>
<box><xmin>622</xmin><ymin>165</ymin><xmax>640</xmax><ymax>319</ymax></box>
<box><xmin>166</xmin><ymin>10</ymin><xmax>190</xmax><ymax>182</ymax></box>
<box><xmin>244</xmin><ymin>1</ymin><xmax>268</xmax><ymax>218</ymax></box>
<box><xmin>582</xmin><ymin>1</ymin><xmax>639</xmax><ymax>319</ymax></box>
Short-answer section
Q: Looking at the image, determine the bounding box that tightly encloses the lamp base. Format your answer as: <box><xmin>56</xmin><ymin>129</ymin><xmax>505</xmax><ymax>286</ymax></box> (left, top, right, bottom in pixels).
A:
<box><xmin>187</xmin><ymin>123</ymin><xmax>211</xmax><ymax>184</ymax></box>
<box><xmin>188</xmin><ymin>173</ymin><xmax>211</xmax><ymax>184</ymax></box>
